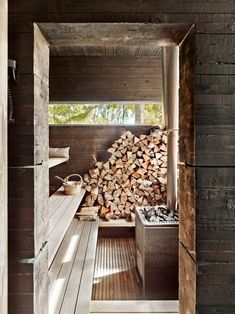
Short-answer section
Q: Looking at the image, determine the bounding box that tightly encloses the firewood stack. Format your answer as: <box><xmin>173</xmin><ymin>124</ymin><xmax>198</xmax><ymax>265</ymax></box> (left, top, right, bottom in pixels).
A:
<box><xmin>82</xmin><ymin>130</ymin><xmax>167</xmax><ymax>221</ymax></box>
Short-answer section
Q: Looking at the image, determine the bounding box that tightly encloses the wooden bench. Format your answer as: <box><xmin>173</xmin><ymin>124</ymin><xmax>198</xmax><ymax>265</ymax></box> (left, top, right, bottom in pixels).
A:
<box><xmin>48</xmin><ymin>186</ymin><xmax>86</xmax><ymax>267</ymax></box>
<box><xmin>49</xmin><ymin>218</ymin><xmax>99</xmax><ymax>314</ymax></box>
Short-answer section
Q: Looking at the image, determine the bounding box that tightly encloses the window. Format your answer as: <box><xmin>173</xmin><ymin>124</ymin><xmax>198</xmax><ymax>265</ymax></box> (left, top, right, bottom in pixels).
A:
<box><xmin>48</xmin><ymin>103</ymin><xmax>163</xmax><ymax>125</ymax></box>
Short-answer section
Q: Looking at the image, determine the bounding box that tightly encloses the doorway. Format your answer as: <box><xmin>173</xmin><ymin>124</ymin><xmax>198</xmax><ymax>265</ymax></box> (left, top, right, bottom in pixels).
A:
<box><xmin>35</xmin><ymin>22</ymin><xmax>195</xmax><ymax>313</ymax></box>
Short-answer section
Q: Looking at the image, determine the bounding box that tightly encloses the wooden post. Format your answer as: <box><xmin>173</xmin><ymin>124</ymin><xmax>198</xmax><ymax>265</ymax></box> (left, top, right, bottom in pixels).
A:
<box><xmin>8</xmin><ymin>24</ymin><xmax>49</xmax><ymax>314</ymax></box>
<box><xmin>0</xmin><ymin>0</ymin><xmax>8</xmax><ymax>312</ymax></box>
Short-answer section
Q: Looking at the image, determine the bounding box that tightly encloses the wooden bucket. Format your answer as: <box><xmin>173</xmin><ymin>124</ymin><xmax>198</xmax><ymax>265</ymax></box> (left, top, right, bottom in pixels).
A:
<box><xmin>63</xmin><ymin>174</ymin><xmax>83</xmax><ymax>195</ymax></box>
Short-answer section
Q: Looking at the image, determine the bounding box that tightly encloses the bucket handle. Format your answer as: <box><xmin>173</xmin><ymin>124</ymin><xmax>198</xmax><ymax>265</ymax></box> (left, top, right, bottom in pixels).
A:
<box><xmin>64</xmin><ymin>174</ymin><xmax>83</xmax><ymax>186</ymax></box>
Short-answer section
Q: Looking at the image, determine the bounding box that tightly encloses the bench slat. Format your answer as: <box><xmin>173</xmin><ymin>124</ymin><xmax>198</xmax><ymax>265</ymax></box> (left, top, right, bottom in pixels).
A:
<box><xmin>49</xmin><ymin>187</ymin><xmax>64</xmax><ymax>208</ymax></box>
<box><xmin>49</xmin><ymin>219</ymin><xmax>78</xmax><ymax>293</ymax></box>
<box><xmin>49</xmin><ymin>221</ymin><xmax>85</xmax><ymax>314</ymax></box>
<box><xmin>48</xmin><ymin>188</ymin><xmax>85</xmax><ymax>267</ymax></box>
<box><xmin>75</xmin><ymin>221</ymin><xmax>99</xmax><ymax>314</ymax></box>
<box><xmin>59</xmin><ymin>221</ymin><xmax>93</xmax><ymax>314</ymax></box>
<box><xmin>49</xmin><ymin>197</ymin><xmax>75</xmax><ymax>234</ymax></box>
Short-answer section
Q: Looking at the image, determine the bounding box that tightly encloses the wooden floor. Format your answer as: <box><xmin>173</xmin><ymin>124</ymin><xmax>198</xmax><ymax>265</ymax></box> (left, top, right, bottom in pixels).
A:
<box><xmin>92</xmin><ymin>237</ymin><xmax>142</xmax><ymax>300</ymax></box>
<box><xmin>49</xmin><ymin>219</ymin><xmax>179</xmax><ymax>314</ymax></box>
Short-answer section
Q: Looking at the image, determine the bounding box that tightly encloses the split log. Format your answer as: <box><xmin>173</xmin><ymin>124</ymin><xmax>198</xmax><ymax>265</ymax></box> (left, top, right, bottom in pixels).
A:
<box><xmin>82</xmin><ymin>130</ymin><xmax>168</xmax><ymax>221</ymax></box>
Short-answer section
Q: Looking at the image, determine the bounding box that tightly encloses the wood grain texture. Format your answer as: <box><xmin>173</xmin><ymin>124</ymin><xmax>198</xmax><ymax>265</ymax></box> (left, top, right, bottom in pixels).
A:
<box><xmin>50</xmin><ymin>45</ymin><xmax>161</xmax><ymax>57</ymax></box>
<box><xmin>8</xmin><ymin>260</ymin><xmax>34</xmax><ymax>314</ymax></box>
<box><xmin>38</xmin><ymin>23</ymin><xmax>191</xmax><ymax>53</ymax></box>
<box><xmin>34</xmin><ymin>163</ymin><xmax>49</xmax><ymax>255</ymax></box>
<box><xmin>49</xmin><ymin>219</ymin><xmax>98</xmax><ymax>314</ymax></box>
<box><xmin>8</xmin><ymin>25</ymin><xmax>49</xmax><ymax>166</ymax></box>
<box><xmin>8</xmin><ymin>27</ymin><xmax>35</xmax><ymax>166</ymax></box>
<box><xmin>180</xmin><ymin>243</ymin><xmax>235</xmax><ymax>311</ymax></box>
<box><xmin>50</xmin><ymin>56</ymin><xmax>162</xmax><ymax>102</ymax></box>
<box><xmin>8</xmin><ymin>0</ymin><xmax>235</xmax><ymax>312</ymax></box>
<box><xmin>8</xmin><ymin>165</ymin><xmax>48</xmax><ymax>258</ymax></box>
<box><xmin>34</xmin><ymin>246</ymin><xmax>49</xmax><ymax>314</ymax></box>
<box><xmin>34</xmin><ymin>24</ymin><xmax>50</xmax><ymax>165</ymax></box>
<box><xmin>178</xmin><ymin>165</ymin><xmax>196</xmax><ymax>260</ymax></box>
<box><xmin>8</xmin><ymin>24</ymin><xmax>50</xmax><ymax>314</ymax></box>
<box><xmin>178</xmin><ymin>27</ymin><xmax>195</xmax><ymax>165</ymax></box>
<box><xmin>49</xmin><ymin>125</ymin><xmax>154</xmax><ymax>194</ymax></box>
<box><xmin>195</xmin><ymin>167</ymin><xmax>235</xmax><ymax>264</ymax></box>
<box><xmin>92</xmin><ymin>237</ymin><xmax>142</xmax><ymax>300</ymax></box>
<box><xmin>90</xmin><ymin>300</ymin><xmax>179</xmax><ymax>313</ymax></box>
<box><xmin>179</xmin><ymin>243</ymin><xmax>196</xmax><ymax>314</ymax></box>
<box><xmin>135</xmin><ymin>211</ymin><xmax>178</xmax><ymax>300</ymax></box>
<box><xmin>48</xmin><ymin>187</ymin><xmax>85</xmax><ymax>267</ymax></box>
<box><xmin>8</xmin><ymin>246</ymin><xmax>48</xmax><ymax>314</ymax></box>
<box><xmin>195</xmin><ymin>96</ymin><xmax>235</xmax><ymax>166</ymax></box>
<box><xmin>179</xmin><ymin>165</ymin><xmax>235</xmax><ymax>263</ymax></box>
<box><xmin>8</xmin><ymin>167</ymin><xmax>35</xmax><ymax>259</ymax></box>
<box><xmin>8</xmin><ymin>0</ymin><xmax>235</xmax><ymax>15</ymax></box>
<box><xmin>0</xmin><ymin>0</ymin><xmax>8</xmax><ymax>312</ymax></box>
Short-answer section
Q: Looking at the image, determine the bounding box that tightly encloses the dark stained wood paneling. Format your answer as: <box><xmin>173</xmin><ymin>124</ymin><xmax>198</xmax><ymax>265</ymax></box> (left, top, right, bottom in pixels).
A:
<box><xmin>196</xmin><ymin>34</ymin><xmax>235</xmax><ymax>64</ymax></box>
<box><xmin>8</xmin><ymin>28</ymin><xmax>34</xmax><ymax>166</ymax></box>
<box><xmin>50</xmin><ymin>56</ymin><xmax>162</xmax><ymax>102</ymax></box>
<box><xmin>8</xmin><ymin>25</ymin><xmax>49</xmax><ymax>166</ymax></box>
<box><xmin>195</xmin><ymin>97</ymin><xmax>235</xmax><ymax>166</ymax></box>
<box><xmin>8</xmin><ymin>261</ymin><xmax>34</xmax><ymax>314</ymax></box>
<box><xmin>8</xmin><ymin>25</ymin><xmax>49</xmax><ymax>314</ymax></box>
<box><xmin>8</xmin><ymin>247</ymin><xmax>48</xmax><ymax>314</ymax></box>
<box><xmin>8</xmin><ymin>0</ymin><xmax>235</xmax><ymax>15</ymax></box>
<box><xmin>196</xmin><ymin>167</ymin><xmax>235</xmax><ymax>263</ymax></box>
<box><xmin>179</xmin><ymin>165</ymin><xmax>235</xmax><ymax>263</ymax></box>
<box><xmin>8</xmin><ymin>164</ymin><xmax>49</xmax><ymax>259</ymax></box>
<box><xmin>50</xmin><ymin>45</ymin><xmax>161</xmax><ymax>57</ymax></box>
<box><xmin>8</xmin><ymin>1</ymin><xmax>235</xmax><ymax>313</ymax></box>
<box><xmin>180</xmin><ymin>243</ymin><xmax>235</xmax><ymax>313</ymax></box>
<box><xmin>49</xmin><ymin>125</ymin><xmax>154</xmax><ymax>194</ymax></box>
<box><xmin>8</xmin><ymin>167</ymin><xmax>49</xmax><ymax>313</ymax></box>
<box><xmin>0</xmin><ymin>0</ymin><xmax>8</xmax><ymax>312</ymax></box>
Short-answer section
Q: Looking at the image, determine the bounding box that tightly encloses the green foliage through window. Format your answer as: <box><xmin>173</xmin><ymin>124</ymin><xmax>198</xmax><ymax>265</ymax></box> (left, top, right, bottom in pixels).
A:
<box><xmin>48</xmin><ymin>103</ymin><xmax>163</xmax><ymax>125</ymax></box>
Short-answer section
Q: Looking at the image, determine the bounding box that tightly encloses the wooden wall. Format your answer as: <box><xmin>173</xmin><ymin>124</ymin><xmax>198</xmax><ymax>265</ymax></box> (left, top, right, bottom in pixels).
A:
<box><xmin>49</xmin><ymin>56</ymin><xmax>162</xmax><ymax>102</ymax></box>
<box><xmin>8</xmin><ymin>25</ymin><xmax>49</xmax><ymax>314</ymax></box>
<box><xmin>8</xmin><ymin>1</ymin><xmax>235</xmax><ymax>313</ymax></box>
<box><xmin>0</xmin><ymin>0</ymin><xmax>8</xmax><ymax>312</ymax></box>
<box><xmin>49</xmin><ymin>125</ymin><xmax>153</xmax><ymax>194</ymax></box>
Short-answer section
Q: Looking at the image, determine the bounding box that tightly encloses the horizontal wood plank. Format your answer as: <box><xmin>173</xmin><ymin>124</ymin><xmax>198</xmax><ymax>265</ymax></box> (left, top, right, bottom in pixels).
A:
<box><xmin>50</xmin><ymin>56</ymin><xmax>162</xmax><ymax>102</ymax></box>
<box><xmin>49</xmin><ymin>218</ymin><xmax>99</xmax><ymax>314</ymax></box>
<box><xmin>48</xmin><ymin>157</ymin><xmax>69</xmax><ymax>168</ymax></box>
<box><xmin>90</xmin><ymin>301</ymin><xmax>179</xmax><ymax>313</ymax></box>
<box><xmin>75</xmin><ymin>221</ymin><xmax>99</xmax><ymax>314</ymax></box>
<box><xmin>48</xmin><ymin>188</ymin><xmax>85</xmax><ymax>267</ymax></box>
<box><xmin>49</xmin><ymin>221</ymin><xmax>86</xmax><ymax>313</ymax></box>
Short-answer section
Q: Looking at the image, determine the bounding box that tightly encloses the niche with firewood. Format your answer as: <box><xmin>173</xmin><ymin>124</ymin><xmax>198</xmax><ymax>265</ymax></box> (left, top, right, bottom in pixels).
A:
<box><xmin>82</xmin><ymin>129</ymin><xmax>167</xmax><ymax>221</ymax></box>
